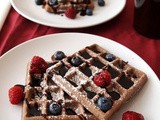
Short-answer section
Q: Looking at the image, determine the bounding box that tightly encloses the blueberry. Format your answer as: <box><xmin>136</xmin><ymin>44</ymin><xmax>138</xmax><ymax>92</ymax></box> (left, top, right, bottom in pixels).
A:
<box><xmin>105</xmin><ymin>54</ymin><xmax>115</xmax><ymax>62</ymax></box>
<box><xmin>35</xmin><ymin>0</ymin><xmax>44</xmax><ymax>5</ymax></box>
<box><xmin>97</xmin><ymin>96</ymin><xmax>112</xmax><ymax>112</ymax></box>
<box><xmin>48</xmin><ymin>0</ymin><xmax>58</xmax><ymax>6</ymax></box>
<box><xmin>49</xmin><ymin>102</ymin><xmax>62</xmax><ymax>115</ymax></box>
<box><xmin>54</xmin><ymin>51</ymin><xmax>65</xmax><ymax>60</ymax></box>
<box><xmin>71</xmin><ymin>56</ymin><xmax>83</xmax><ymax>67</ymax></box>
<box><xmin>84</xmin><ymin>0</ymin><xmax>90</xmax><ymax>4</ymax></box>
<box><xmin>86</xmin><ymin>9</ymin><xmax>93</xmax><ymax>16</ymax></box>
<box><xmin>98</xmin><ymin>0</ymin><xmax>105</xmax><ymax>6</ymax></box>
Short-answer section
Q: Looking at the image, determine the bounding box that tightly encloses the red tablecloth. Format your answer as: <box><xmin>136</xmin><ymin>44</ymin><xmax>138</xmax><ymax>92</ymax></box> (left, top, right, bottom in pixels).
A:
<box><xmin>0</xmin><ymin>0</ymin><xmax>160</xmax><ymax>79</ymax></box>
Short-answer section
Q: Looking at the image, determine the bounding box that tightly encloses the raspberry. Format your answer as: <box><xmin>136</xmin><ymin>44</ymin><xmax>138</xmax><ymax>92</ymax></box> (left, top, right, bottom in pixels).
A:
<box><xmin>8</xmin><ymin>86</ymin><xmax>24</xmax><ymax>104</ymax></box>
<box><xmin>93</xmin><ymin>70</ymin><xmax>111</xmax><ymax>87</ymax></box>
<box><xmin>65</xmin><ymin>8</ymin><xmax>77</xmax><ymax>19</ymax></box>
<box><xmin>30</xmin><ymin>65</ymin><xmax>42</xmax><ymax>73</ymax></box>
<box><xmin>30</xmin><ymin>56</ymin><xmax>48</xmax><ymax>73</ymax></box>
<box><xmin>31</xmin><ymin>56</ymin><xmax>47</xmax><ymax>67</ymax></box>
<box><xmin>15</xmin><ymin>84</ymin><xmax>25</xmax><ymax>91</ymax></box>
<box><xmin>122</xmin><ymin>111</ymin><xmax>144</xmax><ymax>120</ymax></box>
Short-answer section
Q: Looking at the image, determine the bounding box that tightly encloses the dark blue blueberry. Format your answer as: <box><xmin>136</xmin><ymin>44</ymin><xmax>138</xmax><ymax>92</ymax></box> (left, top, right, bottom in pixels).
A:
<box><xmin>84</xmin><ymin>0</ymin><xmax>90</xmax><ymax>4</ymax></box>
<box><xmin>71</xmin><ymin>56</ymin><xmax>83</xmax><ymax>67</ymax></box>
<box><xmin>49</xmin><ymin>0</ymin><xmax>58</xmax><ymax>6</ymax></box>
<box><xmin>98</xmin><ymin>0</ymin><xmax>105</xmax><ymax>6</ymax></box>
<box><xmin>86</xmin><ymin>9</ymin><xmax>93</xmax><ymax>16</ymax></box>
<box><xmin>105</xmin><ymin>54</ymin><xmax>115</xmax><ymax>62</ymax></box>
<box><xmin>54</xmin><ymin>51</ymin><xmax>65</xmax><ymax>60</ymax></box>
<box><xmin>49</xmin><ymin>102</ymin><xmax>62</xmax><ymax>115</ymax></box>
<box><xmin>35</xmin><ymin>0</ymin><xmax>44</xmax><ymax>5</ymax></box>
<box><xmin>97</xmin><ymin>96</ymin><xmax>112</xmax><ymax>112</ymax></box>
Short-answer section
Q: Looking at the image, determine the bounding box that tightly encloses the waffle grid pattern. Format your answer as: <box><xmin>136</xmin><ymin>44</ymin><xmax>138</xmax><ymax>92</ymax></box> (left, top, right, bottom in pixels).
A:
<box><xmin>47</xmin><ymin>44</ymin><xmax>147</xmax><ymax>120</ymax></box>
<box><xmin>22</xmin><ymin>64</ymin><xmax>96</xmax><ymax>120</ymax></box>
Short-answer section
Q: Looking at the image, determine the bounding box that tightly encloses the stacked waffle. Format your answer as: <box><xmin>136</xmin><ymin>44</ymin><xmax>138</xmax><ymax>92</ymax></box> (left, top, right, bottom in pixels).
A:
<box><xmin>22</xmin><ymin>44</ymin><xmax>147</xmax><ymax>120</ymax></box>
<box><xmin>43</xmin><ymin>0</ymin><xmax>95</xmax><ymax>13</ymax></box>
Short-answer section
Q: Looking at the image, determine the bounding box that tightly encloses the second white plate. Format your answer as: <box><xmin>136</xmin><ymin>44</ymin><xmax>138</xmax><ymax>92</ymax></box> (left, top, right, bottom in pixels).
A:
<box><xmin>10</xmin><ymin>0</ymin><xmax>126</xmax><ymax>28</ymax></box>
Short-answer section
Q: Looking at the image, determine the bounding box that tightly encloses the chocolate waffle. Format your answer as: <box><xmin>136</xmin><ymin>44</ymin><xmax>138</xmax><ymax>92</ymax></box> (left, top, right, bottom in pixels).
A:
<box><xmin>22</xmin><ymin>63</ymin><xmax>97</xmax><ymax>120</ymax></box>
<box><xmin>47</xmin><ymin>44</ymin><xmax>148</xmax><ymax>120</ymax></box>
<box><xmin>42</xmin><ymin>0</ymin><xmax>94</xmax><ymax>13</ymax></box>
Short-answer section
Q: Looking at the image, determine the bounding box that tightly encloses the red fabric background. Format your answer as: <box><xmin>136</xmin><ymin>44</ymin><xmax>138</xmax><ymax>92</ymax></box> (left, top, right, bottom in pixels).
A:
<box><xmin>0</xmin><ymin>0</ymin><xmax>160</xmax><ymax>79</ymax></box>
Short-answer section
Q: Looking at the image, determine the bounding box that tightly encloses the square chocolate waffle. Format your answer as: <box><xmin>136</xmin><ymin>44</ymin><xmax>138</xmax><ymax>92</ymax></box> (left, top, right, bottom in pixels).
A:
<box><xmin>47</xmin><ymin>44</ymin><xmax>147</xmax><ymax>120</ymax></box>
<box><xmin>43</xmin><ymin>0</ymin><xmax>95</xmax><ymax>13</ymax></box>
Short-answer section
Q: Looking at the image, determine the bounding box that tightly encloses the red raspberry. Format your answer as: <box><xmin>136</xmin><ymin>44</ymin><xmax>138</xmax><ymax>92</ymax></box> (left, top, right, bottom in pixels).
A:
<box><xmin>30</xmin><ymin>56</ymin><xmax>48</xmax><ymax>73</ymax></box>
<box><xmin>8</xmin><ymin>86</ymin><xmax>24</xmax><ymax>104</ymax></box>
<box><xmin>122</xmin><ymin>111</ymin><xmax>144</xmax><ymax>120</ymax></box>
<box><xmin>65</xmin><ymin>8</ymin><xmax>77</xmax><ymax>19</ymax></box>
<box><xmin>93</xmin><ymin>70</ymin><xmax>111</xmax><ymax>87</ymax></box>
<box><xmin>30</xmin><ymin>65</ymin><xmax>42</xmax><ymax>73</ymax></box>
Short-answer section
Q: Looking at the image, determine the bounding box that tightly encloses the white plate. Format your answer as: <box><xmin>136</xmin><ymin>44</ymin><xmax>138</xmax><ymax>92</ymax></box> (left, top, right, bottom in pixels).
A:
<box><xmin>10</xmin><ymin>0</ymin><xmax>126</xmax><ymax>28</ymax></box>
<box><xmin>0</xmin><ymin>33</ymin><xmax>160</xmax><ymax>120</ymax></box>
